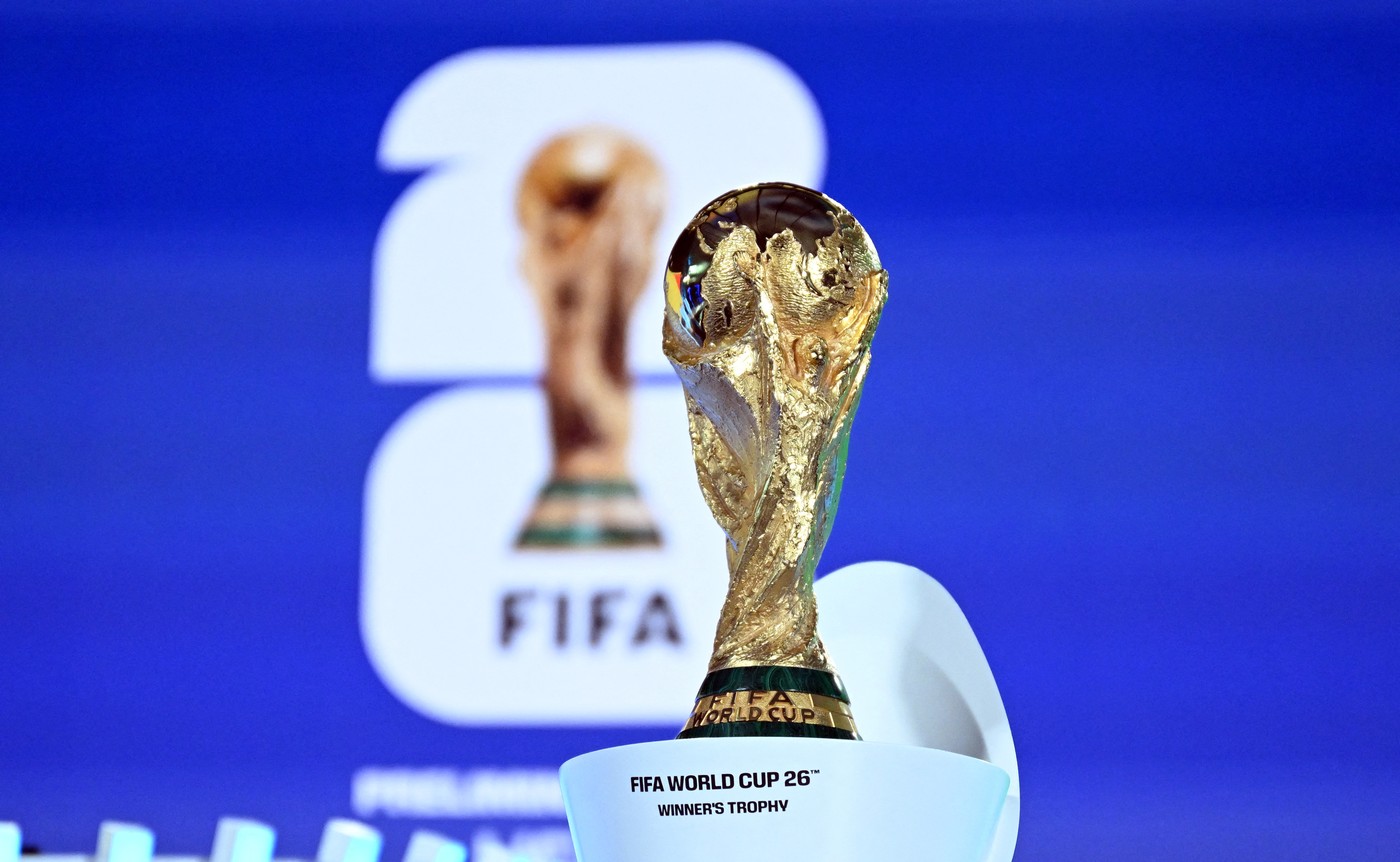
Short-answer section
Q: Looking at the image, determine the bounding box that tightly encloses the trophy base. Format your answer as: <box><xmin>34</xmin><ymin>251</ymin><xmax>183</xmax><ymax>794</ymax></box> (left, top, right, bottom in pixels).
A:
<box><xmin>514</xmin><ymin>478</ymin><xmax>661</xmax><ymax>549</ymax></box>
<box><xmin>560</xmin><ymin>737</ymin><xmax>1009</xmax><ymax>862</ymax></box>
<box><xmin>678</xmin><ymin>665</ymin><xmax>859</xmax><ymax>740</ymax></box>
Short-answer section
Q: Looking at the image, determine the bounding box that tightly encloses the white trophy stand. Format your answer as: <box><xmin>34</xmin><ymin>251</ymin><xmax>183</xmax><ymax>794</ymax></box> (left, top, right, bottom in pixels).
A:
<box><xmin>560</xmin><ymin>561</ymin><xmax>1020</xmax><ymax>862</ymax></box>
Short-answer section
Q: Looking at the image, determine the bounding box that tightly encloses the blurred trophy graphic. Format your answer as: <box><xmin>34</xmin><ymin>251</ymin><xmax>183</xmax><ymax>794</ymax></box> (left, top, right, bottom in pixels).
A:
<box><xmin>514</xmin><ymin>128</ymin><xmax>665</xmax><ymax>549</ymax></box>
<box><xmin>662</xmin><ymin>183</ymin><xmax>887</xmax><ymax>738</ymax></box>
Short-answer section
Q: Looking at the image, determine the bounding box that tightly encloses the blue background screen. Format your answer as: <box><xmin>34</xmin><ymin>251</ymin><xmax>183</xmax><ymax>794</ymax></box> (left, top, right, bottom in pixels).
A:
<box><xmin>2</xmin><ymin>3</ymin><xmax>1397</xmax><ymax>860</ymax></box>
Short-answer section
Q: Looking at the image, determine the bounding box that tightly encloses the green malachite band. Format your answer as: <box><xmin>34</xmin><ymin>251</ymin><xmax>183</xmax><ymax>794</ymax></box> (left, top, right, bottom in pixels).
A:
<box><xmin>516</xmin><ymin>525</ymin><xmax>661</xmax><ymax>546</ymax></box>
<box><xmin>538</xmin><ymin>479</ymin><xmax>641</xmax><ymax>496</ymax></box>
<box><xmin>677</xmin><ymin>721</ymin><xmax>858</xmax><ymax>741</ymax></box>
<box><xmin>697</xmin><ymin>665</ymin><xmax>850</xmax><ymax>702</ymax></box>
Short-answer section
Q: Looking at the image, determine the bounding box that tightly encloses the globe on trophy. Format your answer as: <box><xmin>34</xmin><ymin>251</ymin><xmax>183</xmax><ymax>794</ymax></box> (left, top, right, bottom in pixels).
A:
<box><xmin>557</xmin><ymin>183</ymin><xmax>1019</xmax><ymax>862</ymax></box>
<box><xmin>513</xmin><ymin>127</ymin><xmax>665</xmax><ymax>549</ymax></box>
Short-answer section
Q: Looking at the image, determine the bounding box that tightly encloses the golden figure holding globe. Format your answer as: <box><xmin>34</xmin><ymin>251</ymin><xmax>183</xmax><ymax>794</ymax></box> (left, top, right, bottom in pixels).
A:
<box><xmin>662</xmin><ymin>183</ymin><xmax>887</xmax><ymax>738</ymax></box>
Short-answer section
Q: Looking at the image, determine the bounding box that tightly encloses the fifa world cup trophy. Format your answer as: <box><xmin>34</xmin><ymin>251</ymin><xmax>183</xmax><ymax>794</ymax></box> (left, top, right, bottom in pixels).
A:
<box><xmin>559</xmin><ymin>183</ymin><xmax>1012</xmax><ymax>862</ymax></box>
<box><xmin>663</xmin><ymin>183</ymin><xmax>887</xmax><ymax>739</ymax></box>
<box><xmin>515</xmin><ymin>128</ymin><xmax>666</xmax><ymax>549</ymax></box>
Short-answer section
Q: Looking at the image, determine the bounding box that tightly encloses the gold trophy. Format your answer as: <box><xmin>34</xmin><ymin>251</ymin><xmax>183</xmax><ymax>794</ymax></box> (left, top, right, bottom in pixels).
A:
<box><xmin>514</xmin><ymin>127</ymin><xmax>665</xmax><ymax>549</ymax></box>
<box><xmin>663</xmin><ymin>183</ymin><xmax>887</xmax><ymax>738</ymax></box>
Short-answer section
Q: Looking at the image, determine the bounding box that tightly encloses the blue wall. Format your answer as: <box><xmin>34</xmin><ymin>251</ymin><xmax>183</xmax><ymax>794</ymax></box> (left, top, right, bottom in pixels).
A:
<box><xmin>2</xmin><ymin>3</ymin><xmax>1397</xmax><ymax>860</ymax></box>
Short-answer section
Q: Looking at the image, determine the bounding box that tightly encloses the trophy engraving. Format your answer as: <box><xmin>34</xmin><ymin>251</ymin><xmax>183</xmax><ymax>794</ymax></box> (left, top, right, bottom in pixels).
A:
<box><xmin>662</xmin><ymin>183</ymin><xmax>887</xmax><ymax>738</ymax></box>
<box><xmin>515</xmin><ymin>128</ymin><xmax>666</xmax><ymax>549</ymax></box>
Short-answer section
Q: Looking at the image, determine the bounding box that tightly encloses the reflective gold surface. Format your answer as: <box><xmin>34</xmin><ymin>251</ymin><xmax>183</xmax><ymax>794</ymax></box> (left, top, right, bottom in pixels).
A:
<box><xmin>663</xmin><ymin>184</ymin><xmax>887</xmax><ymax>673</ymax></box>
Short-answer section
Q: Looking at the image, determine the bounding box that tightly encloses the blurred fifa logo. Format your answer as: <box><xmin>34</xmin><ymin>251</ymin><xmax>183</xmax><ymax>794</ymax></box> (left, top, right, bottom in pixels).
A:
<box><xmin>361</xmin><ymin>43</ymin><xmax>825</xmax><ymax>725</ymax></box>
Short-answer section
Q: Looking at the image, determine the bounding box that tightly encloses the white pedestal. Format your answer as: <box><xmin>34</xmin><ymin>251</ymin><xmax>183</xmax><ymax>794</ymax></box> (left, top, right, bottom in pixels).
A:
<box><xmin>560</xmin><ymin>737</ymin><xmax>1009</xmax><ymax>862</ymax></box>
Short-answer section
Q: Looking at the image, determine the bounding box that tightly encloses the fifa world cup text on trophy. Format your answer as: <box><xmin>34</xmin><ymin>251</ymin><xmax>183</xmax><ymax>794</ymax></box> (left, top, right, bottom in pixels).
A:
<box><xmin>663</xmin><ymin>183</ymin><xmax>887</xmax><ymax>739</ymax></box>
